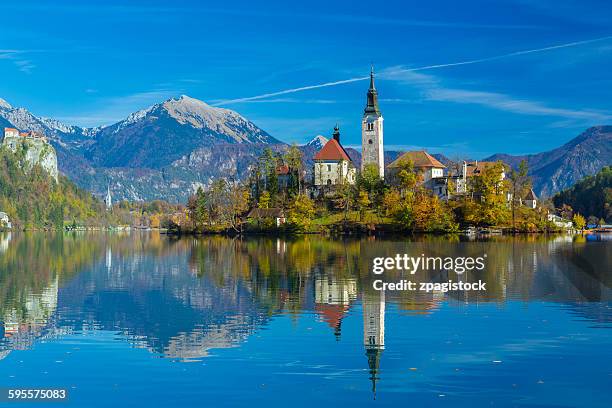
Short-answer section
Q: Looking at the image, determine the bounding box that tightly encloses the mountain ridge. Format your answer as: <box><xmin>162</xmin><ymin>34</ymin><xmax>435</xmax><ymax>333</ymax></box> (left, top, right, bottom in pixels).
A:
<box><xmin>485</xmin><ymin>126</ymin><xmax>612</xmax><ymax>197</ymax></box>
<box><xmin>0</xmin><ymin>95</ymin><xmax>610</xmax><ymax>202</ymax></box>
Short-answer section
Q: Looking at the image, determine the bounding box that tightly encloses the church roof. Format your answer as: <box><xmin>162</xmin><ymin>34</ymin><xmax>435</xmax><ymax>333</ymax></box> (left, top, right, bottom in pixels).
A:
<box><xmin>465</xmin><ymin>161</ymin><xmax>501</xmax><ymax>177</ymax></box>
<box><xmin>314</xmin><ymin>138</ymin><xmax>352</xmax><ymax>162</ymax></box>
<box><xmin>387</xmin><ymin>150</ymin><xmax>445</xmax><ymax>169</ymax></box>
<box><xmin>525</xmin><ymin>188</ymin><xmax>537</xmax><ymax>200</ymax></box>
<box><xmin>247</xmin><ymin>208</ymin><xmax>285</xmax><ymax>219</ymax></box>
<box><xmin>315</xmin><ymin>304</ymin><xmax>348</xmax><ymax>331</ymax></box>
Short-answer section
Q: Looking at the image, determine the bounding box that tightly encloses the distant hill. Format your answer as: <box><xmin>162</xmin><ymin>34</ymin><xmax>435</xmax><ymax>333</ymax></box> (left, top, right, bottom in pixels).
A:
<box><xmin>0</xmin><ymin>95</ymin><xmax>286</xmax><ymax>202</ymax></box>
<box><xmin>485</xmin><ymin>126</ymin><xmax>612</xmax><ymax>197</ymax></box>
<box><xmin>2</xmin><ymin>94</ymin><xmax>610</xmax><ymax>202</ymax></box>
<box><xmin>552</xmin><ymin>166</ymin><xmax>612</xmax><ymax>222</ymax></box>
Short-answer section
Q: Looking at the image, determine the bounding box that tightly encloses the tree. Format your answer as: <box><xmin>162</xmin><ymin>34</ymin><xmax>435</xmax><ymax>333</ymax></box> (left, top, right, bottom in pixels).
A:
<box><xmin>226</xmin><ymin>184</ymin><xmax>250</xmax><ymax>232</ymax></box>
<box><xmin>573</xmin><ymin>213</ymin><xmax>586</xmax><ymax>230</ymax></box>
<box><xmin>259</xmin><ymin>148</ymin><xmax>279</xmax><ymax>196</ymax></box>
<box><xmin>357</xmin><ymin>163</ymin><xmax>385</xmax><ymax>218</ymax></box>
<box><xmin>382</xmin><ymin>187</ymin><xmax>415</xmax><ymax>228</ymax></box>
<box><xmin>382</xmin><ymin>188</ymin><xmax>402</xmax><ymax>218</ymax></box>
<box><xmin>187</xmin><ymin>187</ymin><xmax>209</xmax><ymax>230</ymax></box>
<box><xmin>333</xmin><ymin>181</ymin><xmax>354</xmax><ymax>221</ymax></box>
<box><xmin>395</xmin><ymin>159</ymin><xmax>420</xmax><ymax>196</ymax></box>
<box><xmin>357</xmin><ymin>191</ymin><xmax>370</xmax><ymax>221</ymax></box>
<box><xmin>466</xmin><ymin>161</ymin><xmax>510</xmax><ymax>226</ymax></box>
<box><xmin>284</xmin><ymin>144</ymin><xmax>303</xmax><ymax>194</ymax></box>
<box><xmin>508</xmin><ymin>160</ymin><xmax>531</xmax><ymax>232</ymax></box>
<box><xmin>413</xmin><ymin>191</ymin><xmax>458</xmax><ymax>232</ymax></box>
<box><xmin>288</xmin><ymin>194</ymin><xmax>315</xmax><ymax>231</ymax></box>
<box><xmin>258</xmin><ymin>191</ymin><xmax>271</xmax><ymax>209</ymax></box>
<box><xmin>559</xmin><ymin>204</ymin><xmax>573</xmax><ymax>221</ymax></box>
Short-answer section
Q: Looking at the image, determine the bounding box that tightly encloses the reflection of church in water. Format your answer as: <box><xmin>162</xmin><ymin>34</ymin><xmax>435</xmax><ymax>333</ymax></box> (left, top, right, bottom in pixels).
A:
<box><xmin>363</xmin><ymin>289</ymin><xmax>385</xmax><ymax>398</ymax></box>
<box><xmin>314</xmin><ymin>276</ymin><xmax>386</xmax><ymax>397</ymax></box>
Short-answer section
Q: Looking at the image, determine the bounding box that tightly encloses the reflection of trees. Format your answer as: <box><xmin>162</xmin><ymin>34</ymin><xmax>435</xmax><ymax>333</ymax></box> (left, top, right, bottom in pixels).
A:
<box><xmin>1</xmin><ymin>232</ymin><xmax>610</xmax><ymax>365</ymax></box>
<box><xmin>0</xmin><ymin>232</ymin><xmax>105</xmax><ymax>320</ymax></box>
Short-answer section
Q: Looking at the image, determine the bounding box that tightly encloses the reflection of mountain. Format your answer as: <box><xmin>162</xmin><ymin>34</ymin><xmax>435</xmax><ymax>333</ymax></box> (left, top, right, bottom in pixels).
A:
<box><xmin>57</xmin><ymin>243</ymin><xmax>270</xmax><ymax>361</ymax></box>
<box><xmin>0</xmin><ymin>233</ymin><xmax>610</xmax><ymax>366</ymax></box>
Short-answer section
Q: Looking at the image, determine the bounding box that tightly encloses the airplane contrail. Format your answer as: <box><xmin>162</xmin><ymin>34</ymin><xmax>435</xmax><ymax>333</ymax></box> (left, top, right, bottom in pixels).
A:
<box><xmin>213</xmin><ymin>35</ymin><xmax>612</xmax><ymax>106</ymax></box>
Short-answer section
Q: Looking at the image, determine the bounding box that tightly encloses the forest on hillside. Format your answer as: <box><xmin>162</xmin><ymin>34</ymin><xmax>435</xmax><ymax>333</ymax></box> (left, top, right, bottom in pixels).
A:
<box><xmin>553</xmin><ymin>166</ymin><xmax>612</xmax><ymax>223</ymax></box>
<box><xmin>0</xmin><ymin>146</ymin><xmax>110</xmax><ymax>229</ymax></box>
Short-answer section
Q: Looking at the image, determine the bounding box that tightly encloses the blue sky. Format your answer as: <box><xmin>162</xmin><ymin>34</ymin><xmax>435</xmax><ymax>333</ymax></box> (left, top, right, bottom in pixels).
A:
<box><xmin>0</xmin><ymin>0</ymin><xmax>611</xmax><ymax>158</ymax></box>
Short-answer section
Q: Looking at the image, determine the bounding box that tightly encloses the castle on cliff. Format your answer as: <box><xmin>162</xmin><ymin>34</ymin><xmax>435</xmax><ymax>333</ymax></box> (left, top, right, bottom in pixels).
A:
<box><xmin>2</xmin><ymin>127</ymin><xmax>59</xmax><ymax>182</ymax></box>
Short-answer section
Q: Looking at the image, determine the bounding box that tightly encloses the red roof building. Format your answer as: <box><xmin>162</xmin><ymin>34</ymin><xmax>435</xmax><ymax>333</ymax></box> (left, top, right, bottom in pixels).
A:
<box><xmin>313</xmin><ymin>138</ymin><xmax>352</xmax><ymax>162</ymax></box>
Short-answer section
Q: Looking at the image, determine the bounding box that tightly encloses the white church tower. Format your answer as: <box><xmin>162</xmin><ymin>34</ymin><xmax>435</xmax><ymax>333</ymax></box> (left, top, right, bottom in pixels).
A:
<box><xmin>105</xmin><ymin>185</ymin><xmax>112</xmax><ymax>210</ymax></box>
<box><xmin>361</xmin><ymin>67</ymin><xmax>384</xmax><ymax>178</ymax></box>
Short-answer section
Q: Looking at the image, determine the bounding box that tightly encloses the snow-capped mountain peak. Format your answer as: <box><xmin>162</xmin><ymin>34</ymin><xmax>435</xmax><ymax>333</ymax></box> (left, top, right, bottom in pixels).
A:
<box><xmin>113</xmin><ymin>105</ymin><xmax>155</xmax><ymax>133</ymax></box>
<box><xmin>161</xmin><ymin>94</ymin><xmax>237</xmax><ymax>129</ymax></box>
<box><xmin>39</xmin><ymin>117</ymin><xmax>78</xmax><ymax>134</ymax></box>
<box><xmin>305</xmin><ymin>135</ymin><xmax>328</xmax><ymax>150</ymax></box>
<box><xmin>0</xmin><ymin>97</ymin><xmax>12</xmax><ymax>110</ymax></box>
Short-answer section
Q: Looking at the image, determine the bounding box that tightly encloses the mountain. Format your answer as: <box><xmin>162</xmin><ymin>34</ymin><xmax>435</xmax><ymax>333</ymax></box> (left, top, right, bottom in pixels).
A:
<box><xmin>85</xmin><ymin>95</ymin><xmax>280</xmax><ymax>168</ymax></box>
<box><xmin>2</xmin><ymin>95</ymin><xmax>609</xmax><ymax>202</ymax></box>
<box><xmin>303</xmin><ymin>135</ymin><xmax>328</xmax><ymax>150</ymax></box>
<box><xmin>0</xmin><ymin>95</ymin><xmax>286</xmax><ymax>202</ymax></box>
<box><xmin>485</xmin><ymin>126</ymin><xmax>612</xmax><ymax>197</ymax></box>
<box><xmin>552</xmin><ymin>166</ymin><xmax>612</xmax><ymax>222</ymax></box>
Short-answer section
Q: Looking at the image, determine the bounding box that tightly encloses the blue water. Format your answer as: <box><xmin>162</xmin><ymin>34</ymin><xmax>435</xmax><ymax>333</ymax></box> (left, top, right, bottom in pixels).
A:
<box><xmin>0</xmin><ymin>233</ymin><xmax>610</xmax><ymax>407</ymax></box>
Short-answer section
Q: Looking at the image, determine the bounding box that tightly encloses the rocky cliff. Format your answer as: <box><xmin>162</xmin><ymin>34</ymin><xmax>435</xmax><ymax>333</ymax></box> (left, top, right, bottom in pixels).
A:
<box><xmin>2</xmin><ymin>134</ymin><xmax>59</xmax><ymax>182</ymax></box>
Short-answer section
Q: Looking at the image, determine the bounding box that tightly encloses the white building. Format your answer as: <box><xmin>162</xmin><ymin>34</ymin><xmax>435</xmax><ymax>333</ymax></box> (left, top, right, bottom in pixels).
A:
<box><xmin>524</xmin><ymin>189</ymin><xmax>537</xmax><ymax>209</ymax></box>
<box><xmin>361</xmin><ymin>67</ymin><xmax>385</xmax><ymax>178</ymax></box>
<box><xmin>0</xmin><ymin>212</ymin><xmax>11</xmax><ymax>229</ymax></box>
<box><xmin>548</xmin><ymin>213</ymin><xmax>573</xmax><ymax>229</ymax></box>
<box><xmin>313</xmin><ymin>126</ymin><xmax>356</xmax><ymax>187</ymax></box>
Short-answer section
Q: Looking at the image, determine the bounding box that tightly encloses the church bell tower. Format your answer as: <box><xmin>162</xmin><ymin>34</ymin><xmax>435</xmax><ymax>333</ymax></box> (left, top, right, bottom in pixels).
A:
<box><xmin>361</xmin><ymin>67</ymin><xmax>384</xmax><ymax>178</ymax></box>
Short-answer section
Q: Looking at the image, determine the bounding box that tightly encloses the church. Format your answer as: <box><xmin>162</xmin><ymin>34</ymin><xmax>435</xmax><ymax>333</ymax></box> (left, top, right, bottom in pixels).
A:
<box><xmin>312</xmin><ymin>68</ymin><xmax>385</xmax><ymax>188</ymax></box>
<box><xmin>361</xmin><ymin>67</ymin><xmax>385</xmax><ymax>178</ymax></box>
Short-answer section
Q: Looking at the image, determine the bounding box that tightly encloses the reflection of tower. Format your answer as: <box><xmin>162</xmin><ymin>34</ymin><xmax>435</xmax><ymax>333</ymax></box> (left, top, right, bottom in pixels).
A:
<box><xmin>106</xmin><ymin>246</ymin><xmax>112</xmax><ymax>272</ymax></box>
<box><xmin>363</xmin><ymin>289</ymin><xmax>385</xmax><ymax>398</ymax></box>
<box><xmin>314</xmin><ymin>277</ymin><xmax>357</xmax><ymax>340</ymax></box>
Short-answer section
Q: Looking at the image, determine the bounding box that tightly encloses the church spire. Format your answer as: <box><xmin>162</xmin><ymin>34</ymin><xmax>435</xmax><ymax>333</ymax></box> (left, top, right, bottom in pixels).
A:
<box><xmin>333</xmin><ymin>123</ymin><xmax>340</xmax><ymax>142</ymax></box>
<box><xmin>364</xmin><ymin>66</ymin><xmax>380</xmax><ymax>116</ymax></box>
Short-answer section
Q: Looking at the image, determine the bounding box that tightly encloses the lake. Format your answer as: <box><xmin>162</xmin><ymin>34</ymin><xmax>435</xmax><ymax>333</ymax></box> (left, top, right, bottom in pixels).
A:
<box><xmin>0</xmin><ymin>232</ymin><xmax>610</xmax><ymax>407</ymax></box>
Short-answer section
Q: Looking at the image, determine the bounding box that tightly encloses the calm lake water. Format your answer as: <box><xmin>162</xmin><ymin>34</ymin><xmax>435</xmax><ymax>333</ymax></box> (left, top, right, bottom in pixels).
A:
<box><xmin>0</xmin><ymin>232</ymin><xmax>610</xmax><ymax>407</ymax></box>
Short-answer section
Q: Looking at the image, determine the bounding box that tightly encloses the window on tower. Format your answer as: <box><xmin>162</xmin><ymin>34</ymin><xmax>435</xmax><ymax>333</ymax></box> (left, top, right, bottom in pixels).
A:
<box><xmin>368</xmin><ymin>139</ymin><xmax>373</xmax><ymax>144</ymax></box>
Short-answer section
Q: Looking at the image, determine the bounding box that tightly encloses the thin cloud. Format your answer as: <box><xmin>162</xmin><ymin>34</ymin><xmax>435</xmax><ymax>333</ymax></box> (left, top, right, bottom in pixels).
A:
<box><xmin>0</xmin><ymin>49</ymin><xmax>35</xmax><ymax>73</ymax></box>
<box><xmin>426</xmin><ymin>88</ymin><xmax>611</xmax><ymax>121</ymax></box>
<box><xmin>384</xmin><ymin>66</ymin><xmax>612</xmax><ymax>122</ymax></box>
<box><xmin>214</xmin><ymin>35</ymin><xmax>612</xmax><ymax>106</ymax></box>
<box><xmin>213</xmin><ymin>77</ymin><xmax>368</xmax><ymax>106</ymax></box>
